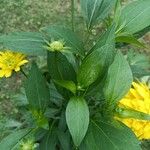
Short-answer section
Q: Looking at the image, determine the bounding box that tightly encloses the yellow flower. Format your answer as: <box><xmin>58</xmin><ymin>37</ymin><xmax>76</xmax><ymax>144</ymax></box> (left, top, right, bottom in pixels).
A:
<box><xmin>0</xmin><ymin>50</ymin><xmax>28</xmax><ymax>78</ymax></box>
<box><xmin>118</xmin><ymin>82</ymin><xmax>150</xmax><ymax>140</ymax></box>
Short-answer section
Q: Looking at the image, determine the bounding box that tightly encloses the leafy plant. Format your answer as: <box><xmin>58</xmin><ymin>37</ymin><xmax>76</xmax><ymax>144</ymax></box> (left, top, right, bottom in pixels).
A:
<box><xmin>0</xmin><ymin>0</ymin><xmax>150</xmax><ymax>149</ymax></box>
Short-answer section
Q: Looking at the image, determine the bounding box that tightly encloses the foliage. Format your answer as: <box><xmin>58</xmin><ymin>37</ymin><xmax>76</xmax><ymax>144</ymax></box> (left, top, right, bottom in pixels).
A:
<box><xmin>0</xmin><ymin>0</ymin><xmax>150</xmax><ymax>149</ymax></box>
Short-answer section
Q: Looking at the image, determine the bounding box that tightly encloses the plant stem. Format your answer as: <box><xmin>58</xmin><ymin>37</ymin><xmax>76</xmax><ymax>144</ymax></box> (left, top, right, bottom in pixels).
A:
<box><xmin>71</xmin><ymin>0</ymin><xmax>75</xmax><ymax>31</ymax></box>
<box><xmin>84</xmin><ymin>30</ymin><xmax>91</xmax><ymax>46</ymax></box>
<box><xmin>73</xmin><ymin>144</ymin><xmax>78</xmax><ymax>150</ymax></box>
<box><xmin>49</xmin><ymin>120</ymin><xmax>55</xmax><ymax>132</ymax></box>
<box><xmin>21</xmin><ymin>68</ymin><xmax>27</xmax><ymax>78</ymax></box>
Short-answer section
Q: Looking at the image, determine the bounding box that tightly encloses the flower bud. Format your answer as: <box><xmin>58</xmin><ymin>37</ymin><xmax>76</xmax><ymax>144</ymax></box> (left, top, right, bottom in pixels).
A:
<box><xmin>49</xmin><ymin>41</ymin><xmax>64</xmax><ymax>51</ymax></box>
<box><xmin>20</xmin><ymin>140</ymin><xmax>37</xmax><ymax>150</ymax></box>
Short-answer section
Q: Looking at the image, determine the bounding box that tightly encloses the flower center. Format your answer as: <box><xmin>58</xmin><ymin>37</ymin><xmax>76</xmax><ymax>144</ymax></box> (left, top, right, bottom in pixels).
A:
<box><xmin>4</xmin><ymin>58</ymin><xmax>16</xmax><ymax>68</ymax></box>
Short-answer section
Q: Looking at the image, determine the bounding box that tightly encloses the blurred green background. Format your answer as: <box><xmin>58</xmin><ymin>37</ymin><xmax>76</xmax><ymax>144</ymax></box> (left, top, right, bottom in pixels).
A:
<box><xmin>0</xmin><ymin>0</ymin><xmax>150</xmax><ymax>149</ymax></box>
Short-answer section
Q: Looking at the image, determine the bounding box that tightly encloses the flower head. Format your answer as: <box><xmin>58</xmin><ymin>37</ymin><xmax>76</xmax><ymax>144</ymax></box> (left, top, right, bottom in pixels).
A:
<box><xmin>0</xmin><ymin>50</ymin><xmax>28</xmax><ymax>78</ymax></box>
<box><xmin>20</xmin><ymin>139</ymin><xmax>37</xmax><ymax>150</ymax></box>
<box><xmin>49</xmin><ymin>41</ymin><xmax>64</xmax><ymax>51</ymax></box>
<box><xmin>118</xmin><ymin>82</ymin><xmax>150</xmax><ymax>140</ymax></box>
<box><xmin>45</xmin><ymin>40</ymin><xmax>70</xmax><ymax>52</ymax></box>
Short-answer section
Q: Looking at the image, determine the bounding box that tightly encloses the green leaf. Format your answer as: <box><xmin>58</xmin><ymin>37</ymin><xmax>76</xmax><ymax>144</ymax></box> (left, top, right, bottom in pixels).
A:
<box><xmin>131</xmin><ymin>67</ymin><xmax>150</xmax><ymax>78</ymax></box>
<box><xmin>114</xmin><ymin>0</ymin><xmax>122</xmax><ymax>25</ymax></box>
<box><xmin>0</xmin><ymin>32</ymin><xmax>45</xmax><ymax>55</ymax></box>
<box><xmin>135</xmin><ymin>25</ymin><xmax>150</xmax><ymax>39</ymax></box>
<box><xmin>80</xmin><ymin>120</ymin><xmax>141</xmax><ymax>150</ymax></box>
<box><xmin>91</xmin><ymin>25</ymin><xmax>115</xmax><ymax>52</ymax></box>
<box><xmin>115</xmin><ymin>107</ymin><xmax>150</xmax><ymax>121</ymax></box>
<box><xmin>127</xmin><ymin>50</ymin><xmax>150</xmax><ymax>69</ymax></box>
<box><xmin>49</xmin><ymin>82</ymin><xmax>64</xmax><ymax>107</ymax></box>
<box><xmin>44</xmin><ymin>108</ymin><xmax>60</xmax><ymax>119</ymax></box>
<box><xmin>126</xmin><ymin>50</ymin><xmax>150</xmax><ymax>78</ymax></box>
<box><xmin>34</xmin><ymin>128</ymin><xmax>47</xmax><ymax>142</ymax></box>
<box><xmin>39</xmin><ymin>129</ymin><xmax>58</xmax><ymax>150</ymax></box>
<box><xmin>58</xmin><ymin>110</ymin><xmax>68</xmax><ymax>132</ymax></box>
<box><xmin>118</xmin><ymin>0</ymin><xmax>150</xmax><ymax>34</ymax></box>
<box><xmin>57</xmin><ymin>130</ymin><xmax>71</xmax><ymax>150</ymax></box>
<box><xmin>104</xmin><ymin>51</ymin><xmax>133</xmax><ymax>105</ymax></box>
<box><xmin>47</xmin><ymin>51</ymin><xmax>76</xmax><ymax>82</ymax></box>
<box><xmin>116</xmin><ymin>35</ymin><xmax>145</xmax><ymax>48</ymax></box>
<box><xmin>41</xmin><ymin>25</ymin><xmax>84</xmax><ymax>56</ymax></box>
<box><xmin>0</xmin><ymin>129</ymin><xmax>31</xmax><ymax>150</ymax></box>
<box><xmin>32</xmin><ymin>110</ymin><xmax>49</xmax><ymax>130</ymax></box>
<box><xmin>12</xmin><ymin>88</ymin><xmax>28</xmax><ymax>106</ymax></box>
<box><xmin>78</xmin><ymin>44</ymin><xmax>115</xmax><ymax>88</ymax></box>
<box><xmin>80</xmin><ymin>0</ymin><xmax>116</xmax><ymax>29</ymax></box>
<box><xmin>66</xmin><ymin>97</ymin><xmax>89</xmax><ymax>147</ymax></box>
<box><xmin>54</xmin><ymin>80</ymin><xmax>76</xmax><ymax>94</ymax></box>
<box><xmin>25</xmin><ymin>63</ymin><xmax>50</xmax><ymax>112</ymax></box>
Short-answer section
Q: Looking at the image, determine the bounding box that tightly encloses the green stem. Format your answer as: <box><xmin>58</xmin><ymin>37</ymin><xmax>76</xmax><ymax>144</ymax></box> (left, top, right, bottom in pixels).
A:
<box><xmin>55</xmin><ymin>52</ymin><xmax>63</xmax><ymax>80</ymax></box>
<box><xmin>73</xmin><ymin>144</ymin><xmax>78</xmax><ymax>150</ymax></box>
<box><xmin>49</xmin><ymin>120</ymin><xmax>55</xmax><ymax>132</ymax></box>
<box><xmin>71</xmin><ymin>0</ymin><xmax>75</xmax><ymax>31</ymax></box>
<box><xmin>84</xmin><ymin>30</ymin><xmax>91</xmax><ymax>46</ymax></box>
<box><xmin>13</xmin><ymin>128</ymin><xmax>34</xmax><ymax>149</ymax></box>
<box><xmin>21</xmin><ymin>68</ymin><xmax>27</xmax><ymax>78</ymax></box>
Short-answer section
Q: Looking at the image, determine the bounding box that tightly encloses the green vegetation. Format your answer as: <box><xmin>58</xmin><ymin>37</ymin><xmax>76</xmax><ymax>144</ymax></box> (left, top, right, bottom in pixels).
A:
<box><xmin>0</xmin><ymin>0</ymin><xmax>150</xmax><ymax>149</ymax></box>
<box><xmin>0</xmin><ymin>0</ymin><xmax>70</xmax><ymax>140</ymax></box>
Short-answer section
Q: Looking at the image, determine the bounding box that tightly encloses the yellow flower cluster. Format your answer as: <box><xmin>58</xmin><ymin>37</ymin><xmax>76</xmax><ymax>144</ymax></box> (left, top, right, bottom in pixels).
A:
<box><xmin>0</xmin><ymin>50</ymin><xmax>28</xmax><ymax>78</ymax></box>
<box><xmin>119</xmin><ymin>82</ymin><xmax>150</xmax><ymax>140</ymax></box>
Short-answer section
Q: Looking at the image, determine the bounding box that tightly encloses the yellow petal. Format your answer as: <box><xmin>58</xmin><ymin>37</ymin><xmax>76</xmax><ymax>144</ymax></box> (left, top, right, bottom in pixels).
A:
<box><xmin>4</xmin><ymin>70</ymin><xmax>12</xmax><ymax>78</ymax></box>
<box><xmin>15</xmin><ymin>67</ymin><xmax>20</xmax><ymax>72</ymax></box>
<box><xmin>117</xmin><ymin>81</ymin><xmax>150</xmax><ymax>140</ymax></box>
<box><xmin>0</xmin><ymin>70</ymin><xmax>5</xmax><ymax>78</ymax></box>
<box><xmin>130</xmin><ymin>88</ymin><xmax>141</xmax><ymax>99</ymax></box>
<box><xmin>17</xmin><ymin>60</ymin><xmax>28</xmax><ymax>67</ymax></box>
